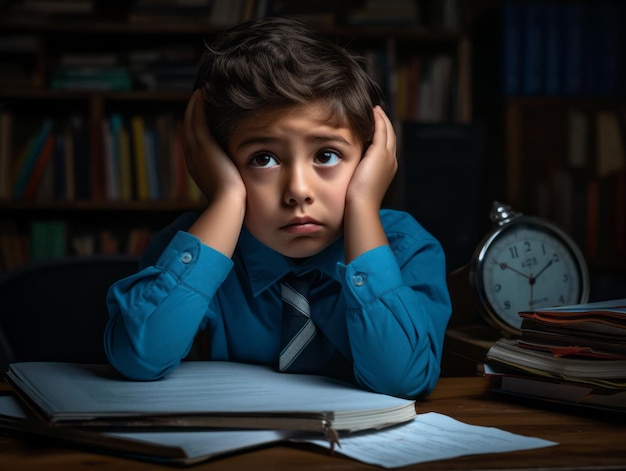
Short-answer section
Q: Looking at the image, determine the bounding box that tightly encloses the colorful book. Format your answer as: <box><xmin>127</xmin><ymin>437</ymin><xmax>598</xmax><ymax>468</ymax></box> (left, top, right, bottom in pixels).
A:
<box><xmin>29</xmin><ymin>220</ymin><xmax>67</xmax><ymax>261</ymax></box>
<box><xmin>0</xmin><ymin>110</ymin><xmax>13</xmax><ymax>199</ymax></box>
<box><xmin>131</xmin><ymin>115</ymin><xmax>149</xmax><ymax>200</ymax></box>
<box><xmin>23</xmin><ymin>133</ymin><xmax>56</xmax><ymax>199</ymax></box>
<box><xmin>118</xmin><ymin>120</ymin><xmax>133</xmax><ymax>201</ymax></box>
<box><xmin>13</xmin><ymin>119</ymin><xmax>53</xmax><ymax>198</ymax></box>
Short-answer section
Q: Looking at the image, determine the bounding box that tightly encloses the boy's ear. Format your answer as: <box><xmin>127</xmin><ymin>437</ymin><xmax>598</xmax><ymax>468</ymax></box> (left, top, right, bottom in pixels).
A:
<box><xmin>361</xmin><ymin>140</ymin><xmax>373</xmax><ymax>158</ymax></box>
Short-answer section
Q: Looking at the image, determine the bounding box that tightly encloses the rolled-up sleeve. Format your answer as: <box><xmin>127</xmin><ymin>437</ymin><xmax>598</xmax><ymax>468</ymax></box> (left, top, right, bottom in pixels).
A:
<box><xmin>337</xmin><ymin>224</ymin><xmax>451</xmax><ymax>399</ymax></box>
<box><xmin>104</xmin><ymin>231</ymin><xmax>233</xmax><ymax>380</ymax></box>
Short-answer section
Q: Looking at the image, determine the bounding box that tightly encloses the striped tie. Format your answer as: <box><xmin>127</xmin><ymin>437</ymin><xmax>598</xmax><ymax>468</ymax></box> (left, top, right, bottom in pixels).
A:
<box><xmin>278</xmin><ymin>273</ymin><xmax>327</xmax><ymax>373</ymax></box>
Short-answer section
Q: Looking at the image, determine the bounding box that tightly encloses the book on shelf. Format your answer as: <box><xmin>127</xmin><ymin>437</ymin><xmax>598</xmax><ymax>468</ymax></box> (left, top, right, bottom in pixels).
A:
<box><xmin>29</xmin><ymin>220</ymin><xmax>67</xmax><ymax>262</ymax></box>
<box><xmin>9</xmin><ymin>0</ymin><xmax>96</xmax><ymax>16</ymax></box>
<box><xmin>0</xmin><ymin>221</ymin><xmax>28</xmax><ymax>272</ymax></box>
<box><xmin>12</xmin><ymin>118</ymin><xmax>53</xmax><ymax>198</ymax></box>
<box><xmin>401</xmin><ymin>122</ymin><xmax>484</xmax><ymax>271</ymax></box>
<box><xmin>475</xmin><ymin>0</ymin><xmax>624</xmax><ymax>98</ymax></box>
<box><xmin>5</xmin><ymin>361</ymin><xmax>417</xmax><ymax>447</ymax></box>
<box><xmin>0</xmin><ymin>110</ymin><xmax>13</xmax><ymax>199</ymax></box>
<box><xmin>70</xmin><ymin>114</ymin><xmax>91</xmax><ymax>200</ymax></box>
<box><xmin>23</xmin><ymin>133</ymin><xmax>56</xmax><ymax>200</ymax></box>
<box><xmin>130</xmin><ymin>115</ymin><xmax>150</xmax><ymax>200</ymax></box>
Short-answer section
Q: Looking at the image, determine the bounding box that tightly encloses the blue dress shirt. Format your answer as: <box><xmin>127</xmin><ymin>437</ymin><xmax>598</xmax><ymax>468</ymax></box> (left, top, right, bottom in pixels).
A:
<box><xmin>104</xmin><ymin>209</ymin><xmax>451</xmax><ymax>398</ymax></box>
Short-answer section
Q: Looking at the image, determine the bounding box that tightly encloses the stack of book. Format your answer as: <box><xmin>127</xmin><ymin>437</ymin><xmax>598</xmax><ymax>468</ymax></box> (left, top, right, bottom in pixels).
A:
<box><xmin>0</xmin><ymin>361</ymin><xmax>417</xmax><ymax>465</ymax></box>
<box><xmin>485</xmin><ymin>299</ymin><xmax>626</xmax><ymax>413</ymax></box>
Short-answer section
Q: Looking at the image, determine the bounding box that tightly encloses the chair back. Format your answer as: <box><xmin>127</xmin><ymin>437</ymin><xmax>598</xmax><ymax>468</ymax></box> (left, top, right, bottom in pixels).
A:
<box><xmin>0</xmin><ymin>255</ymin><xmax>138</xmax><ymax>372</ymax></box>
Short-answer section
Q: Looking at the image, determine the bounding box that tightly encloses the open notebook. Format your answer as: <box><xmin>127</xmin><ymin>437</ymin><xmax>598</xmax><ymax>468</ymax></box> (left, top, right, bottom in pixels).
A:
<box><xmin>6</xmin><ymin>360</ymin><xmax>416</xmax><ymax>447</ymax></box>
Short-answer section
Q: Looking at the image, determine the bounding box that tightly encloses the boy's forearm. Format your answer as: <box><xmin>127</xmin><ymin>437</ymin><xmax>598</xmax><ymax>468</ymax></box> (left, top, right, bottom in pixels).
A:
<box><xmin>343</xmin><ymin>200</ymin><xmax>389</xmax><ymax>263</ymax></box>
<box><xmin>188</xmin><ymin>194</ymin><xmax>245</xmax><ymax>258</ymax></box>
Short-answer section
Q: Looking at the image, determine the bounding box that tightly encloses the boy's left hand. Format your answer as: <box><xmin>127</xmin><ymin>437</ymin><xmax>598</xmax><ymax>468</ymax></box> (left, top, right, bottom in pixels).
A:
<box><xmin>346</xmin><ymin>106</ymin><xmax>398</xmax><ymax>209</ymax></box>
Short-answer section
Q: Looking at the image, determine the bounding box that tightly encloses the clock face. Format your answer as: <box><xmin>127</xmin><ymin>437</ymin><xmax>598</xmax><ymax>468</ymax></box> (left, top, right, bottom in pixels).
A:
<box><xmin>473</xmin><ymin>218</ymin><xmax>588</xmax><ymax>335</ymax></box>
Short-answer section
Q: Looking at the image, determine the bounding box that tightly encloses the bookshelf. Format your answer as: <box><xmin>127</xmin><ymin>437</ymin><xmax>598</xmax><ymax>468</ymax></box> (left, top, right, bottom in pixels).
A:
<box><xmin>472</xmin><ymin>0</ymin><xmax>626</xmax><ymax>301</ymax></box>
<box><xmin>0</xmin><ymin>0</ymin><xmax>472</xmax><ymax>272</ymax></box>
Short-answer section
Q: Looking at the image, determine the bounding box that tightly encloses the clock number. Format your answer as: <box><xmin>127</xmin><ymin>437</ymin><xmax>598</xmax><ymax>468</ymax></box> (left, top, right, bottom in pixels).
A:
<box><xmin>508</xmin><ymin>246</ymin><xmax>519</xmax><ymax>259</ymax></box>
<box><xmin>524</xmin><ymin>241</ymin><xmax>531</xmax><ymax>252</ymax></box>
<box><xmin>504</xmin><ymin>300</ymin><xmax>511</xmax><ymax>310</ymax></box>
<box><xmin>552</xmin><ymin>253</ymin><xmax>560</xmax><ymax>263</ymax></box>
<box><xmin>494</xmin><ymin>283</ymin><xmax>502</xmax><ymax>293</ymax></box>
<box><xmin>563</xmin><ymin>273</ymin><xmax>569</xmax><ymax>283</ymax></box>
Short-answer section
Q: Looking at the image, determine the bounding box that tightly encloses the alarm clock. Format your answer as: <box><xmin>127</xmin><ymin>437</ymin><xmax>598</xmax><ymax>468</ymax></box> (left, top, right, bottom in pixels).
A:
<box><xmin>468</xmin><ymin>201</ymin><xmax>590</xmax><ymax>337</ymax></box>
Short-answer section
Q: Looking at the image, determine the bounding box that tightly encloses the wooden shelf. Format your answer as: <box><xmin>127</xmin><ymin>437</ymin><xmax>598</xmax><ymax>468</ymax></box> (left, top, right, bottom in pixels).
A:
<box><xmin>0</xmin><ymin>1</ymin><xmax>472</xmax><ymax>271</ymax></box>
<box><xmin>0</xmin><ymin>200</ymin><xmax>204</xmax><ymax>212</ymax></box>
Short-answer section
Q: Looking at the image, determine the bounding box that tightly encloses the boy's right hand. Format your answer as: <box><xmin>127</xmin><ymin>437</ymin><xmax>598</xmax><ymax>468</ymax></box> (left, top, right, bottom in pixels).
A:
<box><xmin>183</xmin><ymin>89</ymin><xmax>246</xmax><ymax>258</ymax></box>
<box><xmin>183</xmin><ymin>89</ymin><xmax>246</xmax><ymax>204</ymax></box>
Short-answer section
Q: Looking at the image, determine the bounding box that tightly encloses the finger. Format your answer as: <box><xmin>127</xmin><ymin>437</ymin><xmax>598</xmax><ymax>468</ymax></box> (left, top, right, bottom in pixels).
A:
<box><xmin>185</xmin><ymin>89</ymin><xmax>223</xmax><ymax>158</ymax></box>
<box><xmin>374</xmin><ymin>106</ymin><xmax>396</xmax><ymax>154</ymax></box>
<box><xmin>183</xmin><ymin>89</ymin><xmax>203</xmax><ymax>152</ymax></box>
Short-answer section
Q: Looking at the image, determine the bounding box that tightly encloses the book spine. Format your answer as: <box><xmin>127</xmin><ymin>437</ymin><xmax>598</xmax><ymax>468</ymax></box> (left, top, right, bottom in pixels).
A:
<box><xmin>501</xmin><ymin>0</ymin><xmax>523</xmax><ymax>96</ymax></box>
<box><xmin>131</xmin><ymin>115</ymin><xmax>149</xmax><ymax>200</ymax></box>
<box><xmin>13</xmin><ymin>119</ymin><xmax>53</xmax><ymax>198</ymax></box>
<box><xmin>0</xmin><ymin>111</ymin><xmax>13</xmax><ymax>199</ymax></box>
<box><xmin>521</xmin><ymin>1</ymin><xmax>545</xmax><ymax>96</ymax></box>
<box><xmin>23</xmin><ymin>133</ymin><xmax>56</xmax><ymax>199</ymax></box>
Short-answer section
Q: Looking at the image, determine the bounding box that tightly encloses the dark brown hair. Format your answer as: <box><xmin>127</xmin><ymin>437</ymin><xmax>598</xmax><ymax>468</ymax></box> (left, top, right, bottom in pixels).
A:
<box><xmin>194</xmin><ymin>16</ymin><xmax>384</xmax><ymax>149</ymax></box>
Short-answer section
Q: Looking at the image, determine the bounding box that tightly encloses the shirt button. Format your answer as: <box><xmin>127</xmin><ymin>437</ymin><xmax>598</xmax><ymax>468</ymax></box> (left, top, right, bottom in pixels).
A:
<box><xmin>180</xmin><ymin>252</ymin><xmax>193</xmax><ymax>264</ymax></box>
<box><xmin>352</xmin><ymin>273</ymin><xmax>367</xmax><ymax>286</ymax></box>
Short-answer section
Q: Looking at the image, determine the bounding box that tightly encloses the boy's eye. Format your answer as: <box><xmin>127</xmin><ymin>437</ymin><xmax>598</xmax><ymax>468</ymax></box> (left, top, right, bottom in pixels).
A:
<box><xmin>249</xmin><ymin>153</ymin><xmax>278</xmax><ymax>168</ymax></box>
<box><xmin>315</xmin><ymin>150</ymin><xmax>341</xmax><ymax>166</ymax></box>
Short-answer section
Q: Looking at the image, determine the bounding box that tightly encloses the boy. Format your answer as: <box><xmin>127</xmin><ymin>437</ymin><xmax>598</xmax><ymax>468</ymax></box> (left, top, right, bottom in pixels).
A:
<box><xmin>104</xmin><ymin>17</ymin><xmax>451</xmax><ymax>399</ymax></box>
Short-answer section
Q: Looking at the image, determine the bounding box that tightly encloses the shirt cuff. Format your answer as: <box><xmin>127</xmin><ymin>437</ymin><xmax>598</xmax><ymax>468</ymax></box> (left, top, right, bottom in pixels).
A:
<box><xmin>336</xmin><ymin>245</ymin><xmax>403</xmax><ymax>307</ymax></box>
<box><xmin>156</xmin><ymin>231</ymin><xmax>233</xmax><ymax>297</ymax></box>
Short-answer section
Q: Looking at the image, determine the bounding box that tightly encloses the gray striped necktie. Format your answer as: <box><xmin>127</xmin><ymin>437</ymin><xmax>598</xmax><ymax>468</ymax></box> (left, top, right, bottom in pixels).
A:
<box><xmin>278</xmin><ymin>273</ymin><xmax>327</xmax><ymax>373</ymax></box>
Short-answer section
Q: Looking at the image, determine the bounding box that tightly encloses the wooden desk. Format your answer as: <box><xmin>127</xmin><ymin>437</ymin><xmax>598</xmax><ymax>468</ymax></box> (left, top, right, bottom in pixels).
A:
<box><xmin>1</xmin><ymin>376</ymin><xmax>624</xmax><ymax>470</ymax></box>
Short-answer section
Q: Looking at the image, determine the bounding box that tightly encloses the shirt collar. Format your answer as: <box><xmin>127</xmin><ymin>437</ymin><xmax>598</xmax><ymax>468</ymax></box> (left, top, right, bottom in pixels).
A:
<box><xmin>235</xmin><ymin>227</ymin><xmax>344</xmax><ymax>296</ymax></box>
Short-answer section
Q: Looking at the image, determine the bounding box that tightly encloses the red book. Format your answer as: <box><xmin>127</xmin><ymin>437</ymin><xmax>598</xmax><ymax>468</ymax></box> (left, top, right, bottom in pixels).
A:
<box><xmin>23</xmin><ymin>134</ymin><xmax>56</xmax><ymax>200</ymax></box>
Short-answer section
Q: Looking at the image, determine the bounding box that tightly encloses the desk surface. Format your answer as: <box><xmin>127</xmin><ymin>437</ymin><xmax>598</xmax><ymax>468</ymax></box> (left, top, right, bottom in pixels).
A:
<box><xmin>1</xmin><ymin>376</ymin><xmax>624</xmax><ymax>470</ymax></box>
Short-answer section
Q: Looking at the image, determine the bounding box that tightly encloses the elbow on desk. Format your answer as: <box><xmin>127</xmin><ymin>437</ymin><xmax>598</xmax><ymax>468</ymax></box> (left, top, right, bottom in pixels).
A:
<box><xmin>103</xmin><ymin>321</ymin><xmax>177</xmax><ymax>381</ymax></box>
<box><xmin>356</xmin><ymin>361</ymin><xmax>441</xmax><ymax>399</ymax></box>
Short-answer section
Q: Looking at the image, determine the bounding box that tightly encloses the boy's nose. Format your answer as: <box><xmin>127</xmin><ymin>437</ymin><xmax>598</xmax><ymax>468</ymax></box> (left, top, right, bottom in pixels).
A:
<box><xmin>284</xmin><ymin>164</ymin><xmax>314</xmax><ymax>205</ymax></box>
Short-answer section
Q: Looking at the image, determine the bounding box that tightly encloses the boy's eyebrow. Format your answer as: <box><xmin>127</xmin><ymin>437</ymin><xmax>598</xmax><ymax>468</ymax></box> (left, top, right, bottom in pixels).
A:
<box><xmin>235</xmin><ymin>134</ymin><xmax>353</xmax><ymax>151</ymax></box>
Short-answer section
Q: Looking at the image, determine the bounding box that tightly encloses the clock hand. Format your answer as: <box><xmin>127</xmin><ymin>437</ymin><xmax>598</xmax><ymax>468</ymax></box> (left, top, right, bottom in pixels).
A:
<box><xmin>528</xmin><ymin>259</ymin><xmax>554</xmax><ymax>310</ymax></box>
<box><xmin>499</xmin><ymin>262</ymin><xmax>531</xmax><ymax>279</ymax></box>
<box><xmin>533</xmin><ymin>259</ymin><xmax>554</xmax><ymax>281</ymax></box>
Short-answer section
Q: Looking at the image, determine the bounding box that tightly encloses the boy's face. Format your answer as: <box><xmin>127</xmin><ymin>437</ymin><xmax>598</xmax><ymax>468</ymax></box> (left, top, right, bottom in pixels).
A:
<box><xmin>227</xmin><ymin>102</ymin><xmax>363</xmax><ymax>259</ymax></box>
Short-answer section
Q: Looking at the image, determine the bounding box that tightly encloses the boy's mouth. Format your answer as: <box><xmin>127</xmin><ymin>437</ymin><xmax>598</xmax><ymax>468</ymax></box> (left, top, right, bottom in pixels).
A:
<box><xmin>281</xmin><ymin>217</ymin><xmax>322</xmax><ymax>234</ymax></box>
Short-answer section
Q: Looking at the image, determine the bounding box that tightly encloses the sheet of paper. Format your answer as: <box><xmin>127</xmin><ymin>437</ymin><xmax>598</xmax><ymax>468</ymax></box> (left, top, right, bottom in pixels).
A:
<box><xmin>295</xmin><ymin>412</ymin><xmax>558</xmax><ymax>468</ymax></box>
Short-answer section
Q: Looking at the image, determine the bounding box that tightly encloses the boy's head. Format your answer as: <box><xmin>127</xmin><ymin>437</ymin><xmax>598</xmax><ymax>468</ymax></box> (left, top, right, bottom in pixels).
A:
<box><xmin>193</xmin><ymin>17</ymin><xmax>386</xmax><ymax>259</ymax></box>
<box><xmin>194</xmin><ymin>16</ymin><xmax>384</xmax><ymax>151</ymax></box>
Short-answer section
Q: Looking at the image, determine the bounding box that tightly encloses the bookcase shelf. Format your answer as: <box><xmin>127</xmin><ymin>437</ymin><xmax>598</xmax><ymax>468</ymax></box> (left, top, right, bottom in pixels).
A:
<box><xmin>472</xmin><ymin>0</ymin><xmax>626</xmax><ymax>301</ymax></box>
<box><xmin>0</xmin><ymin>0</ymin><xmax>472</xmax><ymax>272</ymax></box>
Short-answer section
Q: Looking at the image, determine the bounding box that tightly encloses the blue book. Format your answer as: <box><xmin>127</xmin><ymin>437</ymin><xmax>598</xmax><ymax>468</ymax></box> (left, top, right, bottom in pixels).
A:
<box><xmin>501</xmin><ymin>0</ymin><xmax>523</xmax><ymax>95</ymax></box>
<box><xmin>521</xmin><ymin>1</ymin><xmax>545</xmax><ymax>96</ymax></box>
<box><xmin>543</xmin><ymin>1</ymin><xmax>563</xmax><ymax>96</ymax></box>
<box><xmin>561</xmin><ymin>1</ymin><xmax>584</xmax><ymax>96</ymax></box>
<box><xmin>591</xmin><ymin>1</ymin><xmax>620</xmax><ymax>96</ymax></box>
<box><xmin>52</xmin><ymin>131</ymin><xmax>67</xmax><ymax>200</ymax></box>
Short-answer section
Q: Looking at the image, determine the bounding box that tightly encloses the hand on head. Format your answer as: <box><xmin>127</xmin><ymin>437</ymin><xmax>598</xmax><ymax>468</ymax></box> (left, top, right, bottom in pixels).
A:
<box><xmin>346</xmin><ymin>106</ymin><xmax>398</xmax><ymax>209</ymax></box>
<box><xmin>183</xmin><ymin>89</ymin><xmax>246</xmax><ymax>204</ymax></box>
